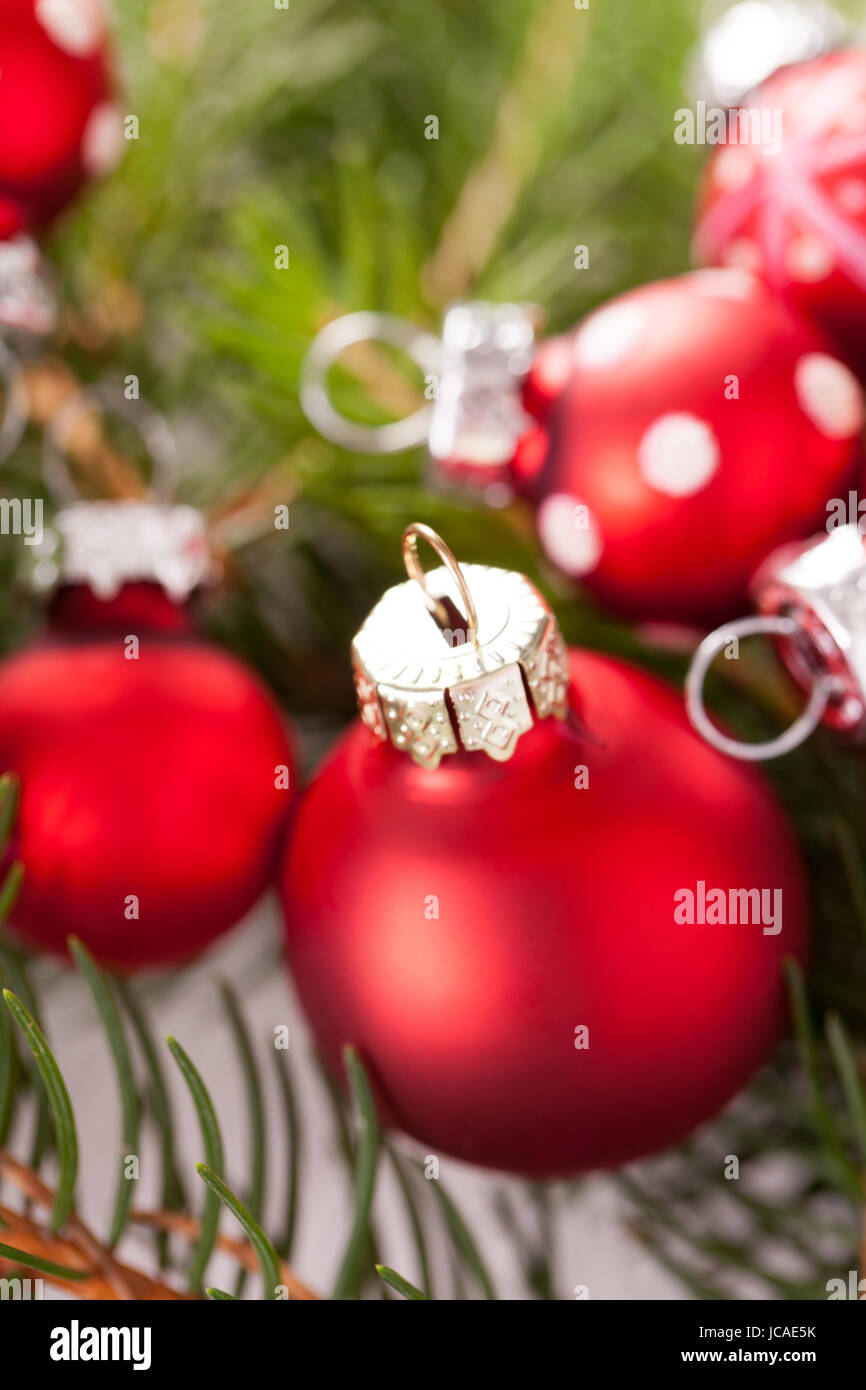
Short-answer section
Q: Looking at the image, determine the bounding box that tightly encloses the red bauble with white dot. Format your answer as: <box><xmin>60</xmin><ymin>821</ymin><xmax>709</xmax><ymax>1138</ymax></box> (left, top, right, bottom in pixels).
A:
<box><xmin>516</xmin><ymin>269</ymin><xmax>865</xmax><ymax>624</ymax></box>
<box><xmin>0</xmin><ymin>0</ymin><xmax>122</xmax><ymax>239</ymax></box>
<box><xmin>694</xmin><ymin>48</ymin><xmax>866</xmax><ymax>379</ymax></box>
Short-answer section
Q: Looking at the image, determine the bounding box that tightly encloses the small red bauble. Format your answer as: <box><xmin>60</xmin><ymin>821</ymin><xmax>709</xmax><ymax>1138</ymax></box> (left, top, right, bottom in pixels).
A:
<box><xmin>0</xmin><ymin>0</ymin><xmax>121</xmax><ymax>237</ymax></box>
<box><xmin>694</xmin><ymin>48</ymin><xmax>866</xmax><ymax>378</ymax></box>
<box><xmin>519</xmin><ymin>269</ymin><xmax>865</xmax><ymax>624</ymax></box>
<box><xmin>0</xmin><ymin>505</ymin><xmax>296</xmax><ymax>971</ymax></box>
<box><xmin>280</xmin><ymin>531</ymin><xmax>806</xmax><ymax>1176</ymax></box>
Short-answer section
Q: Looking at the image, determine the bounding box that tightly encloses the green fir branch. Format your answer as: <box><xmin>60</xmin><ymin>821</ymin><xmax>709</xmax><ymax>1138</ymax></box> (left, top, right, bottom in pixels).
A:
<box><xmin>219</xmin><ymin>981</ymin><xmax>266</xmax><ymax>1298</ymax></box>
<box><xmin>0</xmin><ymin>1241</ymin><xmax>88</xmax><ymax>1282</ymax></box>
<box><xmin>331</xmin><ymin>1046</ymin><xmax>381</xmax><ymax>1300</ymax></box>
<box><xmin>196</xmin><ymin>1164</ymin><xmax>283</xmax><ymax>1301</ymax></box>
<box><xmin>376</xmin><ymin>1264</ymin><xmax>427</xmax><ymax>1300</ymax></box>
<box><xmin>2</xmin><ymin>991</ymin><xmax>78</xmax><ymax>1232</ymax></box>
<box><xmin>116</xmin><ymin>979</ymin><xmax>186</xmax><ymax>1268</ymax></box>
<box><xmin>68</xmin><ymin>939</ymin><xmax>141</xmax><ymax>1248</ymax></box>
<box><xmin>271</xmin><ymin>1048</ymin><xmax>301</xmax><ymax>1262</ymax></box>
<box><xmin>167</xmin><ymin>1036</ymin><xmax>225</xmax><ymax>1292</ymax></box>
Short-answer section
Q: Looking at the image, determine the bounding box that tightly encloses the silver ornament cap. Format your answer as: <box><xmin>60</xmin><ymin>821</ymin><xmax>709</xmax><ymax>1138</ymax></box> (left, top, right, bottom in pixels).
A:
<box><xmin>29</xmin><ymin>500</ymin><xmax>216</xmax><ymax>602</ymax></box>
<box><xmin>427</xmin><ymin>301</ymin><xmax>537</xmax><ymax>504</ymax></box>
<box><xmin>28</xmin><ymin>385</ymin><xmax>217</xmax><ymax>602</ymax></box>
<box><xmin>0</xmin><ymin>237</ymin><xmax>57</xmax><ymax>463</ymax></box>
<box><xmin>0</xmin><ymin>236</ymin><xmax>56</xmax><ymax>339</ymax></box>
<box><xmin>353</xmin><ymin>524</ymin><xmax>569</xmax><ymax>769</ymax></box>
<box><xmin>685</xmin><ymin>523</ymin><xmax>866</xmax><ymax>760</ymax></box>
<box><xmin>752</xmin><ymin>522</ymin><xmax>866</xmax><ymax>734</ymax></box>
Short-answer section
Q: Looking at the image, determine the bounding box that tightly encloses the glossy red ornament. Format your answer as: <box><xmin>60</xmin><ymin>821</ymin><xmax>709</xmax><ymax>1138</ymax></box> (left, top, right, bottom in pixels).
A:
<box><xmin>0</xmin><ymin>0</ymin><xmax>121</xmax><ymax>238</ymax></box>
<box><xmin>0</xmin><ymin>581</ymin><xmax>296</xmax><ymax>970</ymax></box>
<box><xmin>518</xmin><ymin>269</ymin><xmax>865</xmax><ymax>624</ymax></box>
<box><xmin>694</xmin><ymin>48</ymin><xmax>866</xmax><ymax>379</ymax></box>
<box><xmin>280</xmin><ymin>540</ymin><xmax>806</xmax><ymax>1176</ymax></box>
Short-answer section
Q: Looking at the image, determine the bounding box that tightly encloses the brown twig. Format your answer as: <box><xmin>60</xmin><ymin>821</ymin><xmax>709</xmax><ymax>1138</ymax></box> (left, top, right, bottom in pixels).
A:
<box><xmin>206</xmin><ymin>460</ymin><xmax>301</xmax><ymax>556</ymax></box>
<box><xmin>131</xmin><ymin>1209</ymin><xmax>319</xmax><ymax>1300</ymax></box>
<box><xmin>0</xmin><ymin>1151</ymin><xmax>138</xmax><ymax>1300</ymax></box>
<box><xmin>0</xmin><ymin>1201</ymin><xmax>189</xmax><ymax>1300</ymax></box>
<box><xmin>0</xmin><ymin>1150</ymin><xmax>320</xmax><ymax>1300</ymax></box>
<box><xmin>22</xmin><ymin>359</ymin><xmax>146</xmax><ymax>501</ymax></box>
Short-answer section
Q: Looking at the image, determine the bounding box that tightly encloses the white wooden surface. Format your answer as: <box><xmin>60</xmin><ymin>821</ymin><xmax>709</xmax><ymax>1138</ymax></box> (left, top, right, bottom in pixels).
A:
<box><xmin>8</xmin><ymin>895</ymin><xmax>688</xmax><ymax>1301</ymax></box>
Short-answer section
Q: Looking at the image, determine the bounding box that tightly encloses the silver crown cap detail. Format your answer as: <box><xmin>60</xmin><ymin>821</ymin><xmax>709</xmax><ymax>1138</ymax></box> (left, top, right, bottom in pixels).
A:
<box><xmin>352</xmin><ymin>561</ymin><xmax>569</xmax><ymax>769</ymax></box>
<box><xmin>29</xmin><ymin>500</ymin><xmax>215</xmax><ymax>602</ymax></box>
<box><xmin>754</xmin><ymin>523</ymin><xmax>866</xmax><ymax>733</ymax></box>
<box><xmin>0</xmin><ymin>237</ymin><xmax>56</xmax><ymax>339</ymax></box>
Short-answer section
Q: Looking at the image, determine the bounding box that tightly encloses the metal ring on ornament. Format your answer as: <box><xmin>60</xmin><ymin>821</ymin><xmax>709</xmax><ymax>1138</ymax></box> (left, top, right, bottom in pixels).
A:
<box><xmin>0</xmin><ymin>339</ymin><xmax>29</xmax><ymax>464</ymax></box>
<box><xmin>402</xmin><ymin>522</ymin><xmax>482</xmax><ymax>655</ymax></box>
<box><xmin>300</xmin><ymin>311</ymin><xmax>442</xmax><ymax>454</ymax></box>
<box><xmin>685</xmin><ymin>614</ymin><xmax>836</xmax><ymax>761</ymax></box>
<box><xmin>42</xmin><ymin>383</ymin><xmax>179</xmax><ymax>505</ymax></box>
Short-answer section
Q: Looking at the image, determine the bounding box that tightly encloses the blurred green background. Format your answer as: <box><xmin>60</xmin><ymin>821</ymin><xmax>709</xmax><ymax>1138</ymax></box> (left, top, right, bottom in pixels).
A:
<box><xmin>4</xmin><ymin>0</ymin><xmax>714</xmax><ymax>712</ymax></box>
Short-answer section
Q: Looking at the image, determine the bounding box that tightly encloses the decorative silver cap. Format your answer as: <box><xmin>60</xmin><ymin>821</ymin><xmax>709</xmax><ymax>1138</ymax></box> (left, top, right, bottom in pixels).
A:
<box><xmin>352</xmin><ymin>524</ymin><xmax>569</xmax><ymax>769</ymax></box>
<box><xmin>0</xmin><ymin>236</ymin><xmax>57</xmax><ymax>339</ymax></box>
<box><xmin>428</xmin><ymin>302</ymin><xmax>536</xmax><ymax>503</ymax></box>
<box><xmin>753</xmin><ymin>523</ymin><xmax>866</xmax><ymax>734</ymax></box>
<box><xmin>29</xmin><ymin>500</ymin><xmax>216</xmax><ymax>602</ymax></box>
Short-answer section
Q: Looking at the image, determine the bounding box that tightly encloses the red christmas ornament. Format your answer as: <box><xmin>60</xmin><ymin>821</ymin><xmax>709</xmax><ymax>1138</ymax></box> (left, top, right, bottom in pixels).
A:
<box><xmin>0</xmin><ymin>0</ymin><xmax>121</xmax><ymax>238</ymax></box>
<box><xmin>301</xmin><ymin>290</ymin><xmax>864</xmax><ymax>625</ymax></box>
<box><xmin>280</xmin><ymin>526</ymin><xmax>806</xmax><ymax>1176</ymax></box>
<box><xmin>519</xmin><ymin>269</ymin><xmax>865</xmax><ymax>624</ymax></box>
<box><xmin>0</xmin><ymin>500</ymin><xmax>296</xmax><ymax>970</ymax></box>
<box><xmin>694</xmin><ymin>48</ymin><xmax>866</xmax><ymax>378</ymax></box>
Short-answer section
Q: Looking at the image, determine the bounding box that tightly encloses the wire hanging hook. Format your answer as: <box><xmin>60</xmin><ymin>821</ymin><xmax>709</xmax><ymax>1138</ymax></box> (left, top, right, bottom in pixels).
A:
<box><xmin>685</xmin><ymin>613</ymin><xmax>835</xmax><ymax>761</ymax></box>
<box><xmin>300</xmin><ymin>311</ymin><xmax>441</xmax><ymax>455</ymax></box>
<box><xmin>402</xmin><ymin>522</ymin><xmax>481</xmax><ymax>654</ymax></box>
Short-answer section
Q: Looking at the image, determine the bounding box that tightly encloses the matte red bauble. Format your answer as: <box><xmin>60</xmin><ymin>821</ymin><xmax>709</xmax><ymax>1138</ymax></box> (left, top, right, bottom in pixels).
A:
<box><xmin>0</xmin><ymin>0</ymin><xmax>121</xmax><ymax>237</ymax></box>
<box><xmin>280</xmin><ymin>527</ymin><xmax>806</xmax><ymax>1176</ymax></box>
<box><xmin>694</xmin><ymin>48</ymin><xmax>866</xmax><ymax>378</ymax></box>
<box><xmin>519</xmin><ymin>269</ymin><xmax>865</xmax><ymax>624</ymax></box>
<box><xmin>0</xmin><ymin>502</ymin><xmax>296</xmax><ymax>970</ymax></box>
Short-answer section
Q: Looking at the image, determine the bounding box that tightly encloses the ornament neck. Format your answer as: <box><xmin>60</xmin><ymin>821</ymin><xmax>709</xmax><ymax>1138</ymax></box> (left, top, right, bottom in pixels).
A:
<box><xmin>390</xmin><ymin>703</ymin><xmax>578</xmax><ymax>798</ymax></box>
<box><xmin>47</xmin><ymin>583</ymin><xmax>195</xmax><ymax>637</ymax></box>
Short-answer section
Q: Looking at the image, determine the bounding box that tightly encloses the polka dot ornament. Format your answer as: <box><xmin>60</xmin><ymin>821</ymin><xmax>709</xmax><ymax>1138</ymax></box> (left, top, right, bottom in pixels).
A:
<box><xmin>694</xmin><ymin>47</ymin><xmax>866</xmax><ymax>383</ymax></box>
<box><xmin>517</xmin><ymin>270</ymin><xmax>865</xmax><ymax>625</ymax></box>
